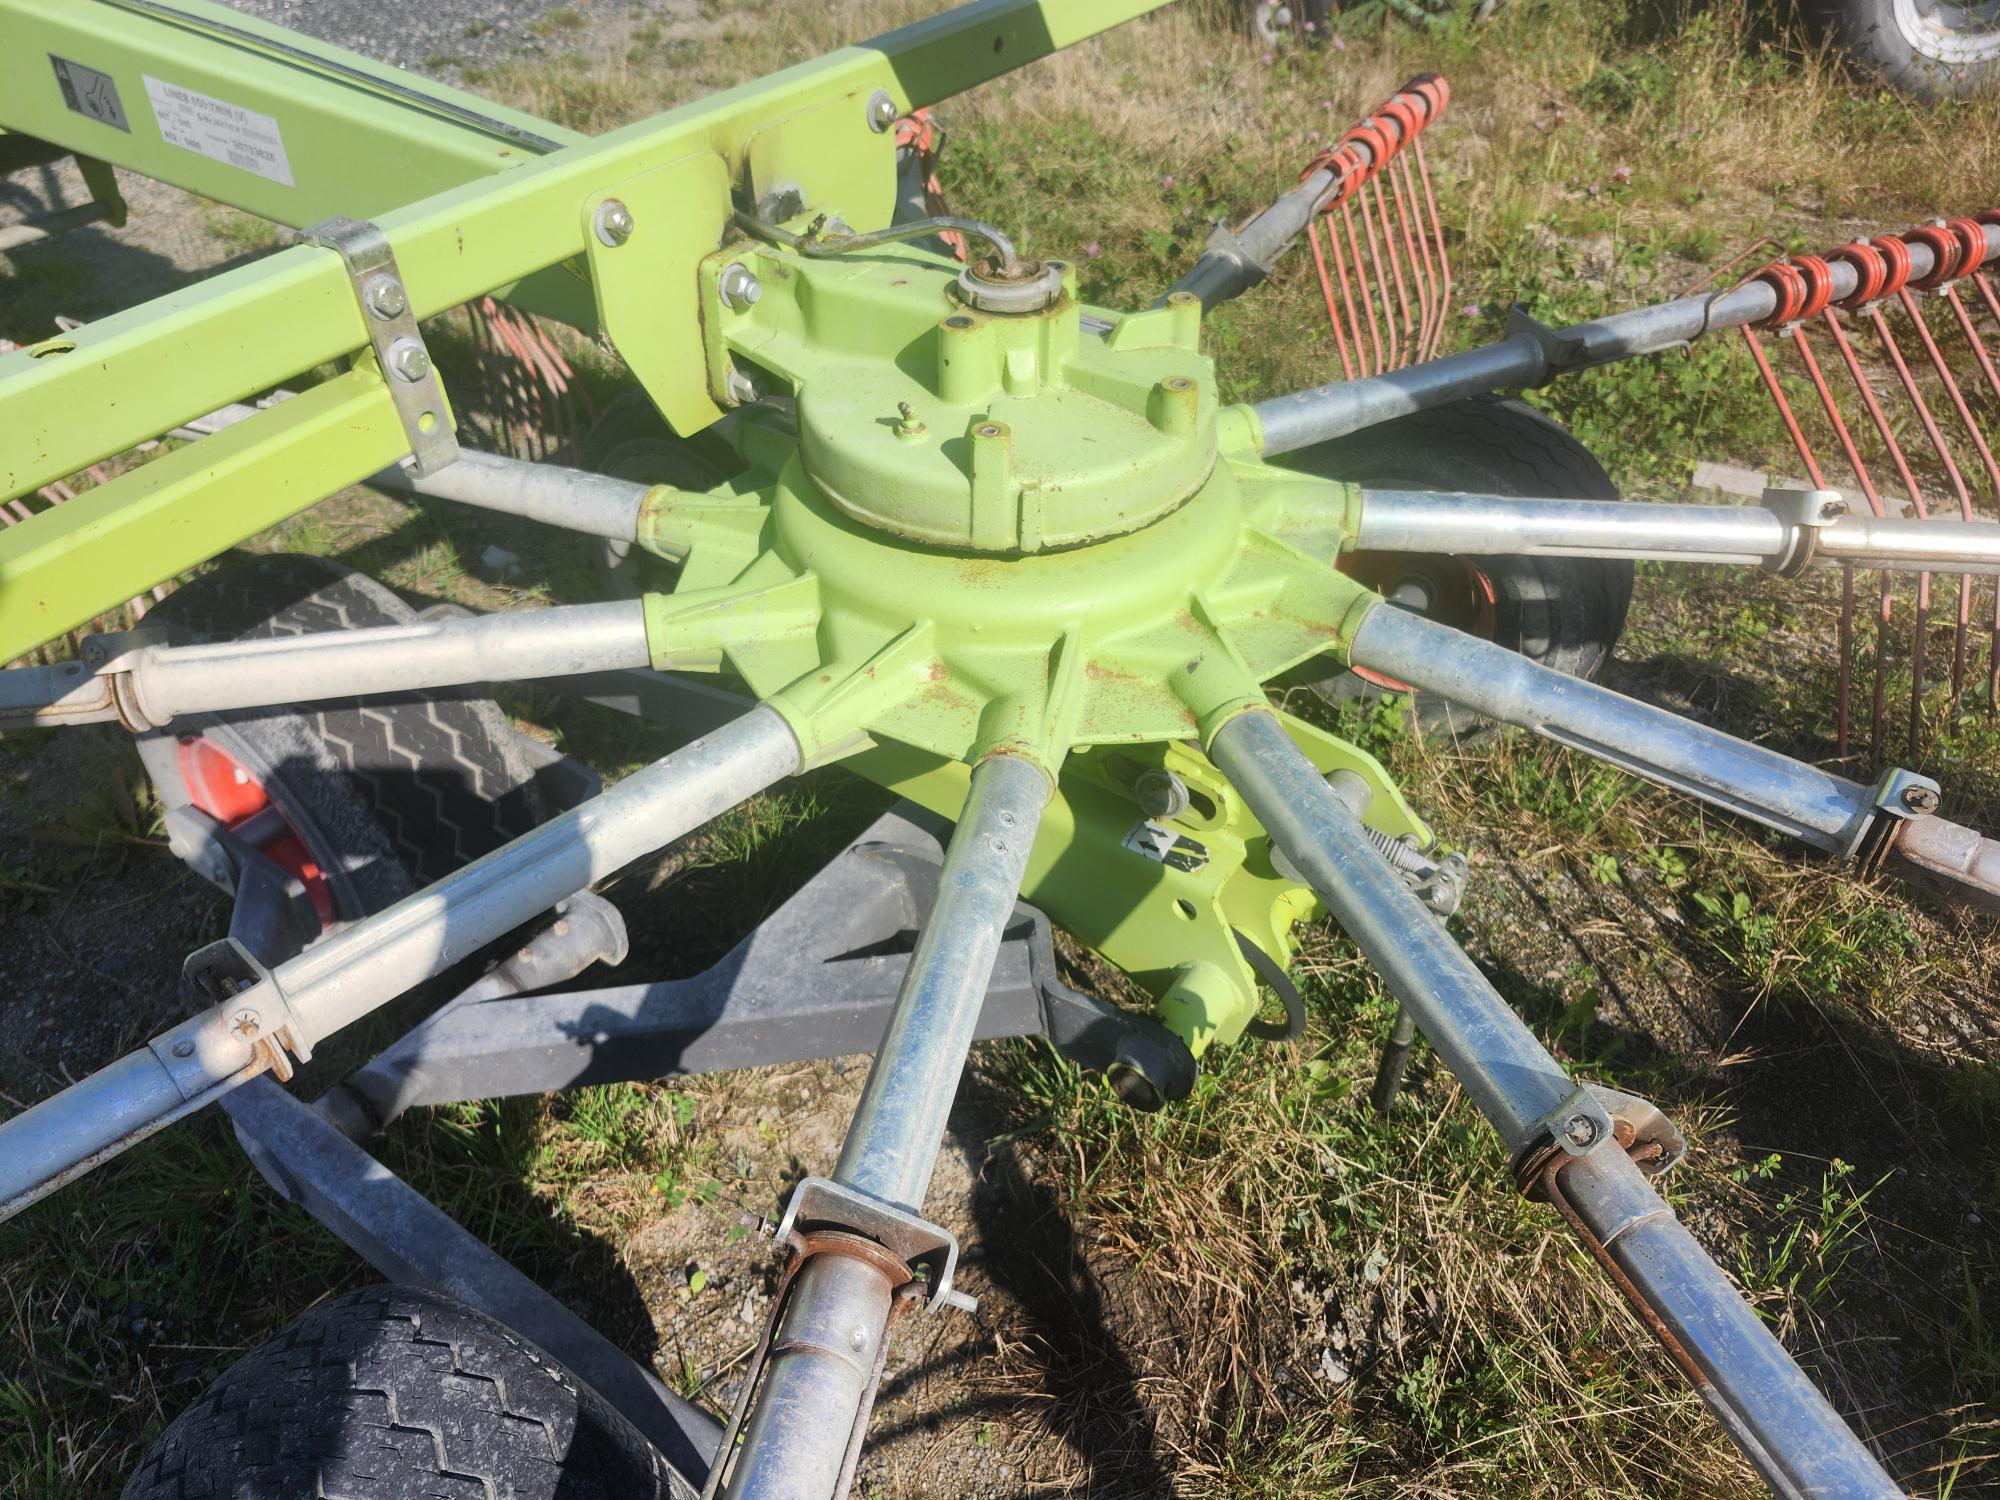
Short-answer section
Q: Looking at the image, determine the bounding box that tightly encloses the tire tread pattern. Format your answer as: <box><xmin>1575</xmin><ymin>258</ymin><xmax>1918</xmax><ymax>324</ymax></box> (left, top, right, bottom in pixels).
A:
<box><xmin>145</xmin><ymin>556</ymin><xmax>544</xmax><ymax>912</ymax></box>
<box><xmin>121</xmin><ymin>1285</ymin><xmax>674</xmax><ymax>1500</ymax></box>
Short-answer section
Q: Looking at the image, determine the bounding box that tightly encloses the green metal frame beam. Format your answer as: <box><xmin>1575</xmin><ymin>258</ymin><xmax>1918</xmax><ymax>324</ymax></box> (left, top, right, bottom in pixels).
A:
<box><xmin>0</xmin><ymin>0</ymin><xmax>1172</xmax><ymax>659</ymax></box>
<box><xmin>0</xmin><ymin>0</ymin><xmax>585</xmax><ymax>222</ymax></box>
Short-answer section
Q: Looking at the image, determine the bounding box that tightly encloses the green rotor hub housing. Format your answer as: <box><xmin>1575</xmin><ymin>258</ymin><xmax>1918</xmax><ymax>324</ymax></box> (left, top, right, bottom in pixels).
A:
<box><xmin>632</xmin><ymin>228</ymin><xmax>1420</xmax><ymax>1058</ymax></box>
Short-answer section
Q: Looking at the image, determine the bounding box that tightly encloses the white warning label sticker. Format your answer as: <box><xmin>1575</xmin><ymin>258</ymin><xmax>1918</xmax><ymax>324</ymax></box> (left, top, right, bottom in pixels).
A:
<box><xmin>142</xmin><ymin>76</ymin><xmax>294</xmax><ymax>187</ymax></box>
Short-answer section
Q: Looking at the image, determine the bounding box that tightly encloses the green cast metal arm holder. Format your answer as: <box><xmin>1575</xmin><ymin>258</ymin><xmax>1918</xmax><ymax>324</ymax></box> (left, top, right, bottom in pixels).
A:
<box><xmin>0</xmin><ymin>0</ymin><xmax>1421</xmax><ymax>1056</ymax></box>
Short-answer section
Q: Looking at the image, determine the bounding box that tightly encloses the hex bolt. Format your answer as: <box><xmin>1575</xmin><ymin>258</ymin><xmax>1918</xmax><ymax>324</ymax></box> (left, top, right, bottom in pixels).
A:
<box><xmin>726</xmin><ymin>368</ymin><xmax>760</xmax><ymax>406</ymax></box>
<box><xmin>894</xmin><ymin>400</ymin><xmax>926</xmax><ymax>439</ymax></box>
<box><xmin>1134</xmin><ymin>768</ymin><xmax>1192</xmax><ymax>820</ymax></box>
<box><xmin>1902</xmin><ymin>784</ymin><xmax>1941</xmax><ymax>813</ymax></box>
<box><xmin>363</xmin><ymin>275</ymin><xmax>408</xmax><ymax>321</ymax></box>
<box><xmin>1563</xmin><ymin>1113</ymin><xmax>1599</xmax><ymax>1148</ymax></box>
<box><xmin>387</xmin><ymin>337</ymin><xmax>431</xmax><ymax>383</ymax></box>
<box><xmin>594</xmin><ymin>198</ymin><xmax>635</xmax><ymax>247</ymax></box>
<box><xmin>866</xmin><ymin>89</ymin><xmax>897</xmax><ymax>132</ymax></box>
<box><xmin>718</xmin><ymin>262</ymin><xmax>762</xmax><ymax>310</ymax></box>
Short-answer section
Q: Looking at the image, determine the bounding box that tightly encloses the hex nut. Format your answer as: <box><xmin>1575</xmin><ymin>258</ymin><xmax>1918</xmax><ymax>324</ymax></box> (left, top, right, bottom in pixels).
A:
<box><xmin>719</xmin><ymin>262</ymin><xmax>762</xmax><ymax>310</ymax></box>
<box><xmin>364</xmin><ymin>275</ymin><xmax>408</xmax><ymax>320</ymax></box>
<box><xmin>1134</xmin><ymin>768</ymin><xmax>1192</xmax><ymax>820</ymax></box>
<box><xmin>387</xmin><ymin>337</ymin><xmax>431</xmax><ymax>383</ymax></box>
<box><xmin>595</xmin><ymin>198</ymin><xmax>635</xmax><ymax>247</ymax></box>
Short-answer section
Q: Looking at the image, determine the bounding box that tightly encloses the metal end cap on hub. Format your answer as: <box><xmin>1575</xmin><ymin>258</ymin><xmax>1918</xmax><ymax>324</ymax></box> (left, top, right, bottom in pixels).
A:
<box><xmin>956</xmin><ymin>258</ymin><xmax>1067</xmax><ymax>315</ymax></box>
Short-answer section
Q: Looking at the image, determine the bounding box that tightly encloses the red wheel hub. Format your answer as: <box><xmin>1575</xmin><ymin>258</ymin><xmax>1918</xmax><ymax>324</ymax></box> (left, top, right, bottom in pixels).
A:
<box><xmin>176</xmin><ymin>736</ymin><xmax>335</xmax><ymax>926</ymax></box>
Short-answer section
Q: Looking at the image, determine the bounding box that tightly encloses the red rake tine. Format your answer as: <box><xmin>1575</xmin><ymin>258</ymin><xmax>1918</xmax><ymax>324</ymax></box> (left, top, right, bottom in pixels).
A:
<box><xmin>1339</xmin><ymin>200</ymin><xmax>1386</xmax><ymax>376</ymax></box>
<box><xmin>1355</xmin><ymin>184</ymin><xmax>1403</xmax><ymax>371</ymax></box>
<box><xmin>1412</xmin><ymin>137</ymin><xmax>1452</xmax><ymax>356</ymax></box>
<box><xmin>1394</xmin><ymin>152</ymin><xmax>1443</xmax><ymax>360</ymax></box>
<box><xmin>1367</xmin><ymin>175</ymin><xmax>1419</xmax><ymax>363</ymax></box>
<box><xmin>1742</xmin><ymin>325</ymin><xmax>1859</xmax><ymax>757</ymax></box>
<box><xmin>1892</xmin><ymin>284</ymin><xmax>1995</xmax><ymax>700</ymax></box>
<box><xmin>1307</xmin><ymin>219</ymin><xmax>1358</xmax><ymax>382</ymax></box>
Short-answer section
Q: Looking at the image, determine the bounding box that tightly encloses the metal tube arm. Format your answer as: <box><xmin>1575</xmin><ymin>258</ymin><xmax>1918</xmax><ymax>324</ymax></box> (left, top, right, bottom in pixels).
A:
<box><xmin>0</xmin><ymin>600</ymin><xmax>652</xmax><ymax>731</ymax></box>
<box><xmin>1344</xmin><ymin>603</ymin><xmax>2000</xmax><ymax>907</ymax></box>
<box><xmin>0</xmin><ymin>706</ymin><xmax>801</xmax><ymax>1220</ymax></box>
<box><xmin>1249</xmin><ymin>224</ymin><xmax>2000</xmax><ymax>456</ymax></box>
<box><xmin>371</xmin><ymin>450</ymin><xmax>653</xmax><ymax>542</ymax></box>
<box><xmin>1351</xmin><ymin>488</ymin><xmax>2000</xmax><ymax>575</ymax></box>
<box><xmin>1208</xmin><ymin>708</ymin><xmax>1905</xmax><ymax>1499</ymax></box>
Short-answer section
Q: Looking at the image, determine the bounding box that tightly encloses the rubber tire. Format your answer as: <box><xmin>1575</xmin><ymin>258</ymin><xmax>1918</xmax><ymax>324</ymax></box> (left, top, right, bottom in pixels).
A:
<box><xmin>583</xmin><ymin>388</ymin><xmax>741</xmax><ymax>598</ymax></box>
<box><xmin>1247</xmin><ymin>0</ymin><xmax>1335</xmax><ymax>43</ymax></box>
<box><xmin>1806</xmin><ymin>0</ymin><xmax>2000</xmax><ymax>100</ymax></box>
<box><xmin>122</xmin><ymin>1284</ymin><xmax>683</xmax><ymax>1500</ymax></box>
<box><xmin>1279</xmin><ymin>397</ymin><xmax>1634</xmax><ymax>736</ymax></box>
<box><xmin>136</xmin><ymin>555</ymin><xmax>546</xmax><ymax>919</ymax></box>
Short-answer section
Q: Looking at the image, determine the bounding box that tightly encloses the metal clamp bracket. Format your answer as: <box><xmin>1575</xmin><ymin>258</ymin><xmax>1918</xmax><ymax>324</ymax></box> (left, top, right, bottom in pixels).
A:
<box><xmin>774</xmin><ymin>1175</ymin><xmax>969</xmax><ymax>1314</ymax></box>
<box><xmin>1504</xmin><ymin>303</ymin><xmax>1594</xmax><ymax>384</ymax></box>
<box><xmin>303</xmin><ymin>216</ymin><xmax>458</xmax><ymax>475</ymax></box>
<box><xmin>1759</xmin><ymin>487</ymin><xmax>1844</xmax><ymax>577</ymax></box>
<box><xmin>1515</xmin><ymin>1082</ymin><xmax>1687</xmax><ymax>1187</ymax></box>
<box><xmin>151</xmin><ymin>936</ymin><xmax>313</xmax><ymax>1090</ymax></box>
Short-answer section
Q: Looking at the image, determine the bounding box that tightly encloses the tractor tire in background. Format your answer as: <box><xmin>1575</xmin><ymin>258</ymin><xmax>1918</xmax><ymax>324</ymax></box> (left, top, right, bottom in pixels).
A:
<box><xmin>136</xmin><ymin>554</ymin><xmax>547</xmax><ymax>925</ymax></box>
<box><xmin>1247</xmin><ymin>0</ymin><xmax>1335</xmax><ymax>43</ymax></box>
<box><xmin>582</xmin><ymin>387</ymin><xmax>742</xmax><ymax>598</ymax></box>
<box><xmin>121</xmin><ymin>1284</ymin><xmax>684</xmax><ymax>1500</ymax></box>
<box><xmin>1277</xmin><ymin>396</ymin><xmax>1633</xmax><ymax>737</ymax></box>
<box><xmin>1806</xmin><ymin>0</ymin><xmax>2000</xmax><ymax>99</ymax></box>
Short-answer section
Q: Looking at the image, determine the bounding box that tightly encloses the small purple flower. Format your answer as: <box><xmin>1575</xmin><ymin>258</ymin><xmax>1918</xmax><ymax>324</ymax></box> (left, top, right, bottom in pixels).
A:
<box><xmin>1307</xmin><ymin>129</ymin><xmax>1322</xmax><ymax>143</ymax></box>
<box><xmin>1161</xmin><ymin>173</ymin><xmax>1177</xmax><ymax>190</ymax></box>
<box><xmin>1084</xmin><ymin>240</ymin><xmax>1102</xmax><ymax>259</ymax></box>
<box><xmin>1261</xmin><ymin>50</ymin><xmax>1276</xmax><ymax>64</ymax></box>
<box><xmin>1331</xmin><ymin>35</ymin><xmax>1346</xmax><ymax>50</ymax></box>
<box><xmin>1612</xmin><ymin>164</ymin><xmax>1632</xmax><ymax>184</ymax></box>
<box><xmin>1461</xmin><ymin>302</ymin><xmax>1481</xmax><ymax>318</ymax></box>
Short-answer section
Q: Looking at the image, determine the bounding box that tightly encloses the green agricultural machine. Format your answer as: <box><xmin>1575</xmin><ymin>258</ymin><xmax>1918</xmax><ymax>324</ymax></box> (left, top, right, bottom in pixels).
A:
<box><xmin>4</xmin><ymin>2</ymin><xmax>2000</xmax><ymax>1496</ymax></box>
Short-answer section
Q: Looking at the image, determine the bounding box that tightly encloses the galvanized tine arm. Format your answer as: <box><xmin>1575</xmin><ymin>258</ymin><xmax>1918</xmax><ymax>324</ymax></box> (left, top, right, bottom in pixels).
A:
<box><xmin>708</xmin><ymin>753</ymin><xmax>1049</xmax><ymax>1499</ymax></box>
<box><xmin>1346</xmin><ymin>488</ymin><xmax>2000</xmax><ymax>577</ymax></box>
<box><xmin>0</xmin><ymin>708</ymin><xmax>803</xmax><ymax>1220</ymax></box>
<box><xmin>1341</xmin><ymin>602</ymin><xmax>2000</xmax><ymax>911</ymax></box>
<box><xmin>1249</xmin><ymin>220</ymin><xmax>2000</xmax><ymax>458</ymax></box>
<box><xmin>0</xmin><ymin>598</ymin><xmax>655</xmax><ymax>731</ymax></box>
<box><xmin>1208</xmin><ymin>708</ymin><xmax>1906</xmax><ymax>1500</ymax></box>
<box><xmin>1159</xmin><ymin>74</ymin><xmax>1449</xmax><ymax>327</ymax></box>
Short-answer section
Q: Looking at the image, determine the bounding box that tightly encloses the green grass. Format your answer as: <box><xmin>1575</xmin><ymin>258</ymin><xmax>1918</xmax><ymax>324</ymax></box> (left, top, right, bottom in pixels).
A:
<box><xmin>5</xmin><ymin>0</ymin><xmax>2000</xmax><ymax>1496</ymax></box>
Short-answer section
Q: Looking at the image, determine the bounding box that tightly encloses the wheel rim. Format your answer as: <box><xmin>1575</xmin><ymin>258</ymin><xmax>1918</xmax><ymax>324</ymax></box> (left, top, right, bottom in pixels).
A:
<box><xmin>176</xmin><ymin>734</ymin><xmax>336</xmax><ymax>927</ymax></box>
<box><xmin>1338</xmin><ymin>551</ymin><xmax>1498</xmax><ymax>691</ymax></box>
<box><xmin>1892</xmin><ymin>0</ymin><xmax>2000</xmax><ymax>62</ymax></box>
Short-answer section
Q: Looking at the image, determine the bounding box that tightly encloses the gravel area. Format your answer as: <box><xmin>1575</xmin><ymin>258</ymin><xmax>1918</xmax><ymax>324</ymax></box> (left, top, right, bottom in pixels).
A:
<box><xmin>216</xmin><ymin>0</ymin><xmax>578</xmax><ymax>76</ymax></box>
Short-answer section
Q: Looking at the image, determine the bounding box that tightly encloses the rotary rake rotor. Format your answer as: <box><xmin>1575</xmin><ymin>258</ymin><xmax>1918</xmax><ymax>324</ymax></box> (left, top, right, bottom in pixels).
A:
<box><xmin>3</xmin><ymin>4</ymin><xmax>1999</xmax><ymax>1497</ymax></box>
